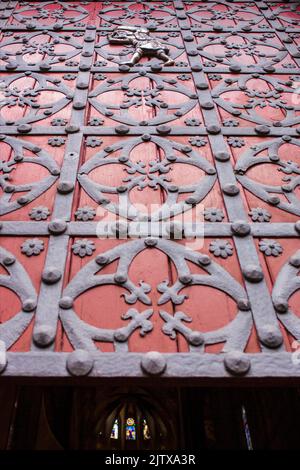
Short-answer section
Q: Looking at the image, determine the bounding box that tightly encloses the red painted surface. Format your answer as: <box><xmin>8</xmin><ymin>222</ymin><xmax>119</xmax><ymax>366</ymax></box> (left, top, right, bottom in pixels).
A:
<box><xmin>0</xmin><ymin>1</ymin><xmax>299</xmax><ymax>361</ymax></box>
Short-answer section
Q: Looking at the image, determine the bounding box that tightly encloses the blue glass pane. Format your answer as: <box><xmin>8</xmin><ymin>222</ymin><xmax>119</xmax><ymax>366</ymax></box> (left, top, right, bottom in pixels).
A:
<box><xmin>126</xmin><ymin>418</ymin><xmax>136</xmax><ymax>440</ymax></box>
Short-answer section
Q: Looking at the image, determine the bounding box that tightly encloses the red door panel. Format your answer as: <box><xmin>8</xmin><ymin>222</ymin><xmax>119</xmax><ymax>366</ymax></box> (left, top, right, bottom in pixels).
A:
<box><xmin>0</xmin><ymin>1</ymin><xmax>299</xmax><ymax>382</ymax></box>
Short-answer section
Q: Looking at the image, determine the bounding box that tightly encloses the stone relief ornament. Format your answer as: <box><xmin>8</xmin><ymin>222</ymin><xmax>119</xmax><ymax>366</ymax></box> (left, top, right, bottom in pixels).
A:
<box><xmin>108</xmin><ymin>26</ymin><xmax>175</xmax><ymax>67</ymax></box>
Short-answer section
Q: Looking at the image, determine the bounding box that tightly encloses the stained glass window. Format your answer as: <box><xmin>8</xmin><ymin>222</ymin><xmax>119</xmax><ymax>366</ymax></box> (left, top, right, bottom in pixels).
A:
<box><xmin>110</xmin><ymin>419</ymin><xmax>119</xmax><ymax>439</ymax></box>
<box><xmin>242</xmin><ymin>406</ymin><xmax>253</xmax><ymax>450</ymax></box>
<box><xmin>126</xmin><ymin>417</ymin><xmax>136</xmax><ymax>440</ymax></box>
<box><xmin>143</xmin><ymin>419</ymin><xmax>151</xmax><ymax>440</ymax></box>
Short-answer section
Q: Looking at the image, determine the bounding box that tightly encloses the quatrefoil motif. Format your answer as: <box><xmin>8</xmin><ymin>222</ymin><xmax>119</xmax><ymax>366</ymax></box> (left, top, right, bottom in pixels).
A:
<box><xmin>59</xmin><ymin>239</ymin><xmax>252</xmax><ymax>352</ymax></box>
<box><xmin>78</xmin><ymin>135</ymin><xmax>216</xmax><ymax>221</ymax></box>
<box><xmin>0</xmin><ymin>136</ymin><xmax>60</xmax><ymax>216</ymax></box>
<box><xmin>235</xmin><ymin>137</ymin><xmax>300</xmax><ymax>216</ymax></box>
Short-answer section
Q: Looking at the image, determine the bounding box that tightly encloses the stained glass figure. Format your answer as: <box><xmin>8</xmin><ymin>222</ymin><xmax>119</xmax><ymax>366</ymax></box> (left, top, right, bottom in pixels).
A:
<box><xmin>126</xmin><ymin>417</ymin><xmax>136</xmax><ymax>440</ymax></box>
<box><xmin>110</xmin><ymin>418</ymin><xmax>119</xmax><ymax>439</ymax></box>
<box><xmin>143</xmin><ymin>418</ymin><xmax>151</xmax><ymax>440</ymax></box>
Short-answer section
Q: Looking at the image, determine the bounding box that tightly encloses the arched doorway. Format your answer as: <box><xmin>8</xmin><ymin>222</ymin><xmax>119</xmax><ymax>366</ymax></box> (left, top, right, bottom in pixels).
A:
<box><xmin>72</xmin><ymin>387</ymin><xmax>179</xmax><ymax>450</ymax></box>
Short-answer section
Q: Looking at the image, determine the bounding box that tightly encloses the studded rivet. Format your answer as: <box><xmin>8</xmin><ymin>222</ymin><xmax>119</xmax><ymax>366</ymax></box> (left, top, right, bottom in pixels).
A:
<box><xmin>243</xmin><ymin>265</ymin><xmax>264</xmax><ymax>283</ymax></box>
<box><xmin>57</xmin><ymin>181</ymin><xmax>74</xmax><ymax>194</ymax></box>
<box><xmin>188</xmin><ymin>331</ymin><xmax>204</xmax><ymax>346</ymax></box>
<box><xmin>116</xmin><ymin>185</ymin><xmax>128</xmax><ymax>194</ymax></box>
<box><xmin>73</xmin><ymin>101</ymin><xmax>85</xmax><ymax>110</ymax></box>
<box><xmin>201</xmin><ymin>101</ymin><xmax>214</xmax><ymax>110</ymax></box>
<box><xmin>67</xmin><ymin>349</ymin><xmax>94</xmax><ymax>376</ymax></box>
<box><xmin>185</xmin><ymin>196</ymin><xmax>198</xmax><ymax>205</ymax></box>
<box><xmin>263</xmin><ymin>65</ymin><xmax>275</xmax><ymax>73</ymax></box>
<box><xmin>206</xmin><ymin>125</ymin><xmax>221</xmax><ymax>134</ymax></box>
<box><xmin>22</xmin><ymin>298</ymin><xmax>37</xmax><ymax>312</ymax></box>
<box><xmin>115</xmin><ymin>125</ymin><xmax>129</xmax><ymax>135</ymax></box>
<box><xmin>141</xmin><ymin>351</ymin><xmax>166</xmax><ymax>375</ymax></box>
<box><xmin>289</xmin><ymin>254</ymin><xmax>300</xmax><ymax>268</ymax></box>
<box><xmin>33</xmin><ymin>325</ymin><xmax>55</xmax><ymax>347</ymax></box>
<box><xmin>282</xmin><ymin>184</ymin><xmax>292</xmax><ymax>193</ymax></box>
<box><xmin>17</xmin><ymin>124</ymin><xmax>32</xmax><ymax>134</ymax></box>
<box><xmin>5</xmin><ymin>62</ymin><xmax>18</xmax><ymax>70</ymax></box>
<box><xmin>260</xmin><ymin>325</ymin><xmax>283</xmax><ymax>348</ymax></box>
<box><xmin>156</xmin><ymin>125</ymin><xmax>171</xmax><ymax>135</ymax></box>
<box><xmin>222</xmin><ymin>183</ymin><xmax>240</xmax><ymax>196</ymax></box>
<box><xmin>215</xmin><ymin>151</ymin><xmax>230</xmax><ymax>162</ymax></box>
<box><xmin>65</xmin><ymin>124</ymin><xmax>80</xmax><ymax>133</ymax></box>
<box><xmin>269</xmin><ymin>154</ymin><xmax>280</xmax><ymax>162</ymax></box>
<box><xmin>79</xmin><ymin>64</ymin><xmax>91</xmax><ymax>72</ymax></box>
<box><xmin>42</xmin><ymin>267</ymin><xmax>62</xmax><ymax>284</ymax></box>
<box><xmin>237</xmin><ymin>298</ymin><xmax>251</xmax><ymax>311</ymax></box>
<box><xmin>268</xmin><ymin>196</ymin><xmax>280</xmax><ymax>206</ymax></box>
<box><xmin>224</xmin><ymin>351</ymin><xmax>251</xmax><ymax>376</ymax></box>
<box><xmin>17</xmin><ymin>196</ymin><xmax>29</xmax><ymax>205</ymax></box>
<box><xmin>59</xmin><ymin>296</ymin><xmax>73</xmax><ymax>309</ymax></box>
<box><xmin>198</xmin><ymin>255</ymin><xmax>211</xmax><ymax>266</ymax></box>
<box><xmin>113</xmin><ymin>330</ymin><xmax>128</xmax><ymax>342</ymax></box>
<box><xmin>39</xmin><ymin>62</ymin><xmax>51</xmax><ymax>71</ymax></box>
<box><xmin>48</xmin><ymin>219</ymin><xmax>67</xmax><ymax>235</ymax></box>
<box><xmin>53</xmin><ymin>23</ymin><xmax>62</xmax><ymax>31</ymax></box>
<box><xmin>273</xmin><ymin>297</ymin><xmax>289</xmax><ymax>314</ymax></box>
<box><xmin>231</xmin><ymin>221</ymin><xmax>251</xmax><ymax>237</ymax></box>
<box><xmin>3</xmin><ymin>255</ymin><xmax>16</xmax><ymax>266</ymax></box>
<box><xmin>196</xmin><ymin>82</ymin><xmax>208</xmax><ymax>90</ymax></box>
<box><xmin>114</xmin><ymin>273</ymin><xmax>127</xmax><ymax>284</ymax></box>
<box><xmin>179</xmin><ymin>274</ymin><xmax>192</xmax><ymax>285</ymax></box>
<box><xmin>229</xmin><ymin>64</ymin><xmax>241</xmax><ymax>73</ymax></box>
<box><xmin>119</xmin><ymin>64</ymin><xmax>130</xmax><ymax>72</ymax></box>
<box><xmin>191</xmin><ymin>64</ymin><xmax>202</xmax><ymax>72</ymax></box>
<box><xmin>4</xmin><ymin>185</ymin><xmax>15</xmax><ymax>193</ymax></box>
<box><xmin>255</xmin><ymin>125</ymin><xmax>270</xmax><ymax>135</ymax></box>
<box><xmin>151</xmin><ymin>63</ymin><xmax>162</xmax><ymax>72</ymax></box>
<box><xmin>51</xmin><ymin>168</ymin><xmax>61</xmax><ymax>177</ymax></box>
<box><xmin>95</xmin><ymin>255</ymin><xmax>109</xmax><ymax>265</ymax></box>
<box><xmin>144</xmin><ymin>238</ymin><xmax>158</xmax><ymax>247</ymax></box>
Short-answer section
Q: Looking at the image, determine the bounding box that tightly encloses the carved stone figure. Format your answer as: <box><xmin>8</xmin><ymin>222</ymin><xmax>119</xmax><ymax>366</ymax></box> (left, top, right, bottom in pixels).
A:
<box><xmin>108</xmin><ymin>26</ymin><xmax>175</xmax><ymax>66</ymax></box>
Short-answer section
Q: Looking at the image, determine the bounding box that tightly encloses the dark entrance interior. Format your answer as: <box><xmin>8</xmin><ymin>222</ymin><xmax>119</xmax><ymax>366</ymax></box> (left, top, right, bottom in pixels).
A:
<box><xmin>1</xmin><ymin>384</ymin><xmax>300</xmax><ymax>450</ymax></box>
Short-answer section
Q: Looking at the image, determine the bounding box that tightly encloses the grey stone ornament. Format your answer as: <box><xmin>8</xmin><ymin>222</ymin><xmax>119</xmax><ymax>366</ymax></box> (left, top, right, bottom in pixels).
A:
<box><xmin>42</xmin><ymin>267</ymin><xmax>62</xmax><ymax>285</ymax></box>
<box><xmin>224</xmin><ymin>351</ymin><xmax>251</xmax><ymax>376</ymax></box>
<box><xmin>231</xmin><ymin>221</ymin><xmax>251</xmax><ymax>236</ymax></box>
<box><xmin>33</xmin><ymin>325</ymin><xmax>55</xmax><ymax>347</ymax></box>
<box><xmin>141</xmin><ymin>351</ymin><xmax>167</xmax><ymax>375</ymax></box>
<box><xmin>66</xmin><ymin>349</ymin><xmax>94</xmax><ymax>376</ymax></box>
<box><xmin>260</xmin><ymin>325</ymin><xmax>283</xmax><ymax>349</ymax></box>
<box><xmin>243</xmin><ymin>265</ymin><xmax>264</xmax><ymax>283</ymax></box>
<box><xmin>108</xmin><ymin>26</ymin><xmax>175</xmax><ymax>67</ymax></box>
<box><xmin>48</xmin><ymin>219</ymin><xmax>67</xmax><ymax>235</ymax></box>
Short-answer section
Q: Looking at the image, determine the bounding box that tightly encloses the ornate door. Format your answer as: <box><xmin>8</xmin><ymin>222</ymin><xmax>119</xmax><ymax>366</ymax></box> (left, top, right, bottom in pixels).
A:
<box><xmin>0</xmin><ymin>0</ymin><xmax>300</xmax><ymax>382</ymax></box>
